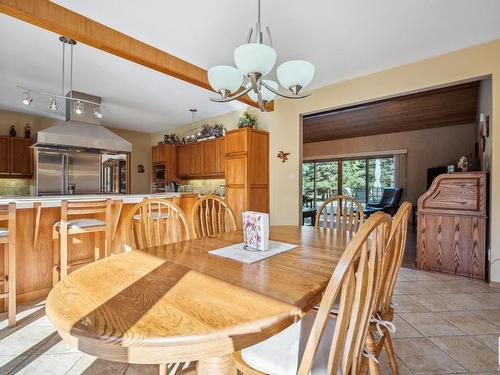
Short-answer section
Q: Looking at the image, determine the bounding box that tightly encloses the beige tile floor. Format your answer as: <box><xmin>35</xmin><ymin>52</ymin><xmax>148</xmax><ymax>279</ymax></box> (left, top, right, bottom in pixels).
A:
<box><xmin>0</xmin><ymin>267</ymin><xmax>499</xmax><ymax>374</ymax></box>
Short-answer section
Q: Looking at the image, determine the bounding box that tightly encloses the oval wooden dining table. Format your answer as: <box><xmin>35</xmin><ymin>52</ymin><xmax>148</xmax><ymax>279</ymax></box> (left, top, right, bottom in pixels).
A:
<box><xmin>46</xmin><ymin>225</ymin><xmax>351</xmax><ymax>375</ymax></box>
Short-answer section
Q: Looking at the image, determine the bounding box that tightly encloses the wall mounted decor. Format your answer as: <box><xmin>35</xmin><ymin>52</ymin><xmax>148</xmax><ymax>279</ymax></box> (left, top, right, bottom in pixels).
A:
<box><xmin>137</xmin><ymin>164</ymin><xmax>145</xmax><ymax>173</ymax></box>
<box><xmin>277</xmin><ymin>151</ymin><xmax>290</xmax><ymax>163</ymax></box>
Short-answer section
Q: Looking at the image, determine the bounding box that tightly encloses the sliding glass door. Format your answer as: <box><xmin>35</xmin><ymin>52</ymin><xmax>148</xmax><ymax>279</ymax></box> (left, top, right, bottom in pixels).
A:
<box><xmin>302</xmin><ymin>156</ymin><xmax>395</xmax><ymax>211</ymax></box>
<box><xmin>368</xmin><ymin>158</ymin><xmax>395</xmax><ymax>204</ymax></box>
<box><xmin>342</xmin><ymin>159</ymin><xmax>367</xmax><ymax>204</ymax></box>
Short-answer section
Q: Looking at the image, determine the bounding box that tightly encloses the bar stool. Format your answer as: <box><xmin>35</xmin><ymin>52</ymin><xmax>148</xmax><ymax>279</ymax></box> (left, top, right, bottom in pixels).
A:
<box><xmin>52</xmin><ymin>199</ymin><xmax>112</xmax><ymax>285</ymax></box>
<box><xmin>0</xmin><ymin>202</ymin><xmax>16</xmax><ymax>327</ymax></box>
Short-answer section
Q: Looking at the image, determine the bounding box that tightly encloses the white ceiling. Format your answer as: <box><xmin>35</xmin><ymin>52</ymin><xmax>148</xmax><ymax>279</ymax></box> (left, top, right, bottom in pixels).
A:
<box><xmin>2</xmin><ymin>0</ymin><xmax>500</xmax><ymax>133</ymax></box>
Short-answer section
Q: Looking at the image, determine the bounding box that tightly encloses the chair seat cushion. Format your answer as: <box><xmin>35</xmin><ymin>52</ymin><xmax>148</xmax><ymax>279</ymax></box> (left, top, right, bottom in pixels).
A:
<box><xmin>0</xmin><ymin>227</ymin><xmax>8</xmax><ymax>237</ymax></box>
<box><xmin>241</xmin><ymin>309</ymin><xmax>336</xmax><ymax>375</ymax></box>
<box><xmin>55</xmin><ymin>219</ymin><xmax>105</xmax><ymax>230</ymax></box>
<box><xmin>133</xmin><ymin>212</ymin><xmax>170</xmax><ymax>221</ymax></box>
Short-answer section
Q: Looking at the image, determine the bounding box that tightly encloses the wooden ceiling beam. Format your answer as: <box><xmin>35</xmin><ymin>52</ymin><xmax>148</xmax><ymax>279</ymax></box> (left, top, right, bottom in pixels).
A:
<box><xmin>303</xmin><ymin>82</ymin><xmax>479</xmax><ymax>143</ymax></box>
<box><xmin>0</xmin><ymin>0</ymin><xmax>269</xmax><ymax>110</ymax></box>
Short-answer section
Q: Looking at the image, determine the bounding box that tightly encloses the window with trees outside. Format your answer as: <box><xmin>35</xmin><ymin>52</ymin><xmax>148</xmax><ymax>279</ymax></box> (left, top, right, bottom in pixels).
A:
<box><xmin>302</xmin><ymin>156</ymin><xmax>395</xmax><ymax>223</ymax></box>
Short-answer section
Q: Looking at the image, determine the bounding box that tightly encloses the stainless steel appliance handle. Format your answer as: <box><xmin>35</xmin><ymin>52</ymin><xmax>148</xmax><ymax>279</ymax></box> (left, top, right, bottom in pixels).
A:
<box><xmin>63</xmin><ymin>154</ymin><xmax>68</xmax><ymax>194</ymax></box>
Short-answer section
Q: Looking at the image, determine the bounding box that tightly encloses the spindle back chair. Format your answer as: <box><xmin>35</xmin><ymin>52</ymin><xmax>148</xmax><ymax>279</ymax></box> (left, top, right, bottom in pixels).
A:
<box><xmin>364</xmin><ymin>202</ymin><xmax>412</xmax><ymax>374</ymax></box>
<box><xmin>235</xmin><ymin>212</ymin><xmax>391</xmax><ymax>375</ymax></box>
<box><xmin>191</xmin><ymin>195</ymin><xmax>237</xmax><ymax>238</ymax></box>
<box><xmin>315</xmin><ymin>195</ymin><xmax>364</xmax><ymax>232</ymax></box>
<box><xmin>124</xmin><ymin>199</ymin><xmax>190</xmax><ymax>251</ymax></box>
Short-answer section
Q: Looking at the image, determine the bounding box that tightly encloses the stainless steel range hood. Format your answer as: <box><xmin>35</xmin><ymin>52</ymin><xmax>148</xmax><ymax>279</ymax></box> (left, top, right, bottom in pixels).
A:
<box><xmin>34</xmin><ymin>91</ymin><xmax>132</xmax><ymax>153</ymax></box>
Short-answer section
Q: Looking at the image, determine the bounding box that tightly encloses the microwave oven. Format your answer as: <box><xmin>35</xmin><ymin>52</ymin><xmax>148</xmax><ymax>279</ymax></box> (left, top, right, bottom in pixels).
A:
<box><xmin>153</xmin><ymin>164</ymin><xmax>165</xmax><ymax>181</ymax></box>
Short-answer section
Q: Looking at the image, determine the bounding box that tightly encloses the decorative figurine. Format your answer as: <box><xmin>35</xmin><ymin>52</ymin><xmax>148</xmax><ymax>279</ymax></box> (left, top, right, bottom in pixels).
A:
<box><xmin>277</xmin><ymin>151</ymin><xmax>290</xmax><ymax>163</ymax></box>
<box><xmin>24</xmin><ymin>124</ymin><xmax>31</xmax><ymax>139</ymax></box>
<box><xmin>238</xmin><ymin>110</ymin><xmax>257</xmax><ymax>128</ymax></box>
<box><xmin>161</xmin><ymin>133</ymin><xmax>180</xmax><ymax>145</ymax></box>
<box><xmin>9</xmin><ymin>125</ymin><xmax>16</xmax><ymax>137</ymax></box>
<box><xmin>457</xmin><ymin>155</ymin><xmax>469</xmax><ymax>172</ymax></box>
<box><xmin>197</xmin><ymin>123</ymin><xmax>225</xmax><ymax>140</ymax></box>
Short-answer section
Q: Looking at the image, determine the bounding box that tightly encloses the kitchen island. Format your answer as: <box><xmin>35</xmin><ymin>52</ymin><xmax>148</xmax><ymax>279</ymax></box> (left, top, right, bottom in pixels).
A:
<box><xmin>0</xmin><ymin>193</ymin><xmax>199</xmax><ymax>305</ymax></box>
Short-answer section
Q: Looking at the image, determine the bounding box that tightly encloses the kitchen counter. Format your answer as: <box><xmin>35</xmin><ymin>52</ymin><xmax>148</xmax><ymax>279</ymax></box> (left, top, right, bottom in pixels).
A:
<box><xmin>0</xmin><ymin>192</ymin><xmax>200</xmax><ymax>307</ymax></box>
<box><xmin>0</xmin><ymin>193</ymin><xmax>184</xmax><ymax>208</ymax></box>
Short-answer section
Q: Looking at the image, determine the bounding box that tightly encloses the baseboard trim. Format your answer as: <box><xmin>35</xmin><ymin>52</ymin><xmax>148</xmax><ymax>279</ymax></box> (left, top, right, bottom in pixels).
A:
<box><xmin>488</xmin><ymin>280</ymin><xmax>500</xmax><ymax>289</ymax></box>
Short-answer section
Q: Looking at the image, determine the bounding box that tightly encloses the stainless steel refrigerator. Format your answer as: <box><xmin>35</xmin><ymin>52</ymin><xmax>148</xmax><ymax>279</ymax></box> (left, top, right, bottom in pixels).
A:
<box><xmin>36</xmin><ymin>150</ymin><xmax>101</xmax><ymax>195</ymax></box>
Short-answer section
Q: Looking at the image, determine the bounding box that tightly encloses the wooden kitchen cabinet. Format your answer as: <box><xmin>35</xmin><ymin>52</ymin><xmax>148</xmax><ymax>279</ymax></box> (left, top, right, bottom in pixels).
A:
<box><xmin>203</xmin><ymin>139</ymin><xmax>218</xmax><ymax>176</ymax></box>
<box><xmin>163</xmin><ymin>144</ymin><xmax>177</xmax><ymax>181</ymax></box>
<box><xmin>172</xmin><ymin>137</ymin><xmax>226</xmax><ymax>179</ymax></box>
<box><xmin>225</xmin><ymin>128</ymin><xmax>269</xmax><ymax>228</ymax></box>
<box><xmin>216</xmin><ymin>137</ymin><xmax>225</xmax><ymax>176</ymax></box>
<box><xmin>152</xmin><ymin>145</ymin><xmax>165</xmax><ymax>164</ymax></box>
<box><xmin>176</xmin><ymin>144</ymin><xmax>191</xmax><ymax>177</ymax></box>
<box><xmin>189</xmin><ymin>142</ymin><xmax>204</xmax><ymax>176</ymax></box>
<box><xmin>0</xmin><ymin>136</ymin><xmax>32</xmax><ymax>178</ymax></box>
<box><xmin>0</xmin><ymin>137</ymin><xmax>10</xmax><ymax>175</ymax></box>
<box><xmin>11</xmin><ymin>138</ymin><xmax>32</xmax><ymax>176</ymax></box>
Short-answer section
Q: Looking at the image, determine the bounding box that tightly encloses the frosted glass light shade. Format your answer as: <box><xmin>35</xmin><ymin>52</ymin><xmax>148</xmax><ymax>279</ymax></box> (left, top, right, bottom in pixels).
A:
<box><xmin>234</xmin><ymin>43</ymin><xmax>277</xmax><ymax>77</ymax></box>
<box><xmin>208</xmin><ymin>65</ymin><xmax>244</xmax><ymax>94</ymax></box>
<box><xmin>277</xmin><ymin>60</ymin><xmax>315</xmax><ymax>90</ymax></box>
<box><xmin>247</xmin><ymin>80</ymin><xmax>278</xmax><ymax>102</ymax></box>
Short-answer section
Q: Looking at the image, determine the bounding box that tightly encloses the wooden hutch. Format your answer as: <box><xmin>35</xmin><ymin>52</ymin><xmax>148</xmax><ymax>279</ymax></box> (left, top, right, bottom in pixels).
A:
<box><xmin>417</xmin><ymin>172</ymin><xmax>487</xmax><ymax>280</ymax></box>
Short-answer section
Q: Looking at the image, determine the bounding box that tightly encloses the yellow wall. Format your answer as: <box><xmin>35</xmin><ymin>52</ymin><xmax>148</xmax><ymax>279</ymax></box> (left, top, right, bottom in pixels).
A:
<box><xmin>303</xmin><ymin>123</ymin><xmax>477</xmax><ymax>205</ymax></box>
<box><xmin>272</xmin><ymin>38</ymin><xmax>500</xmax><ymax>283</ymax></box>
<box><xmin>157</xmin><ymin>39</ymin><xmax>500</xmax><ymax>282</ymax></box>
<box><xmin>0</xmin><ymin>109</ymin><xmax>151</xmax><ymax>194</ymax></box>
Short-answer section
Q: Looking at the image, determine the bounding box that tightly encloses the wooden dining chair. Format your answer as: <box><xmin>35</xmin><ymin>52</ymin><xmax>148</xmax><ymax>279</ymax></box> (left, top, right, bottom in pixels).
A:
<box><xmin>191</xmin><ymin>195</ymin><xmax>237</xmax><ymax>238</ymax></box>
<box><xmin>0</xmin><ymin>203</ymin><xmax>16</xmax><ymax>327</ymax></box>
<box><xmin>123</xmin><ymin>198</ymin><xmax>190</xmax><ymax>251</ymax></box>
<box><xmin>363</xmin><ymin>201</ymin><xmax>412</xmax><ymax>374</ymax></box>
<box><xmin>315</xmin><ymin>195</ymin><xmax>364</xmax><ymax>232</ymax></box>
<box><xmin>53</xmin><ymin>199</ymin><xmax>112</xmax><ymax>285</ymax></box>
<box><xmin>235</xmin><ymin>212</ymin><xmax>392</xmax><ymax>375</ymax></box>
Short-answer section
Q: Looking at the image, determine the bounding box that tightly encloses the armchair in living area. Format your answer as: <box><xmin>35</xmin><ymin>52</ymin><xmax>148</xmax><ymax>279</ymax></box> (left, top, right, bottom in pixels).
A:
<box><xmin>364</xmin><ymin>187</ymin><xmax>403</xmax><ymax>217</ymax></box>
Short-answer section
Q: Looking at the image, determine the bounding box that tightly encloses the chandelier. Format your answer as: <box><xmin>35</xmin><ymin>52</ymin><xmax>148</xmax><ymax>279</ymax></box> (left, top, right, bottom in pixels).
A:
<box><xmin>208</xmin><ymin>0</ymin><xmax>315</xmax><ymax>111</ymax></box>
<box><xmin>17</xmin><ymin>36</ymin><xmax>104</xmax><ymax>119</ymax></box>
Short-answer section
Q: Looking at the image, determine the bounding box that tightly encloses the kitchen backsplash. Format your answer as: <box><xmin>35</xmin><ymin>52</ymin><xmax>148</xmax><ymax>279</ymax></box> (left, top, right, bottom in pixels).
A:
<box><xmin>187</xmin><ymin>179</ymin><xmax>225</xmax><ymax>195</ymax></box>
<box><xmin>0</xmin><ymin>179</ymin><xmax>32</xmax><ymax>196</ymax></box>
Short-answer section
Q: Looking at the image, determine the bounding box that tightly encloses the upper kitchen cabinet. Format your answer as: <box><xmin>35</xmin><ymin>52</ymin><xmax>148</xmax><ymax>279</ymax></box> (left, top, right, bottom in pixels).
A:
<box><xmin>216</xmin><ymin>137</ymin><xmax>225</xmax><ymax>176</ymax></box>
<box><xmin>172</xmin><ymin>138</ymin><xmax>225</xmax><ymax>179</ymax></box>
<box><xmin>0</xmin><ymin>137</ymin><xmax>32</xmax><ymax>178</ymax></box>
<box><xmin>203</xmin><ymin>139</ymin><xmax>218</xmax><ymax>176</ymax></box>
<box><xmin>0</xmin><ymin>137</ymin><xmax>10</xmax><ymax>175</ymax></box>
<box><xmin>164</xmin><ymin>145</ymin><xmax>177</xmax><ymax>181</ymax></box>
<box><xmin>152</xmin><ymin>144</ymin><xmax>165</xmax><ymax>164</ymax></box>
<box><xmin>189</xmin><ymin>142</ymin><xmax>204</xmax><ymax>176</ymax></box>
<box><xmin>176</xmin><ymin>144</ymin><xmax>191</xmax><ymax>177</ymax></box>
